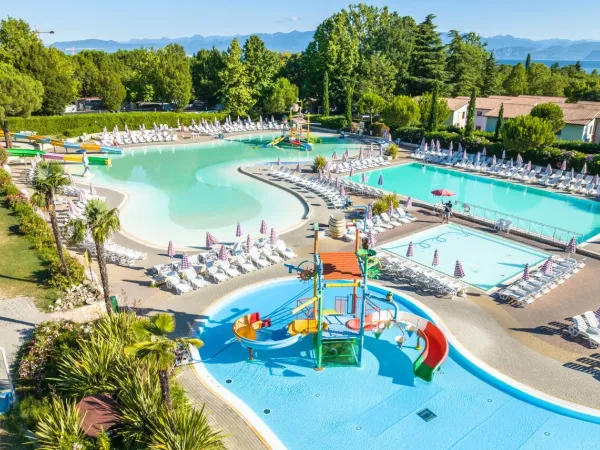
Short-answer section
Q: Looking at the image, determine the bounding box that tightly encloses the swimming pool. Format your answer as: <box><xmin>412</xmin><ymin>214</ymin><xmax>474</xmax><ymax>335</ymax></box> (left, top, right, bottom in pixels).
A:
<box><xmin>349</xmin><ymin>162</ymin><xmax>600</xmax><ymax>241</ymax></box>
<box><xmin>381</xmin><ymin>224</ymin><xmax>549</xmax><ymax>291</ymax></box>
<box><xmin>91</xmin><ymin>133</ymin><xmax>358</xmax><ymax>247</ymax></box>
<box><xmin>196</xmin><ymin>278</ymin><xmax>599</xmax><ymax>450</ymax></box>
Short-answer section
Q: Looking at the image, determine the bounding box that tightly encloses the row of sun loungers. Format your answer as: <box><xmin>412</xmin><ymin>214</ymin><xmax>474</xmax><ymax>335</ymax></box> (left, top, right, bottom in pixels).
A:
<box><xmin>270</xmin><ymin>167</ymin><xmax>350</xmax><ymax>209</ymax></box>
<box><xmin>568</xmin><ymin>310</ymin><xmax>600</xmax><ymax>348</ymax></box>
<box><xmin>378</xmin><ymin>252</ymin><xmax>465</xmax><ymax>298</ymax></box>
<box><xmin>497</xmin><ymin>257</ymin><xmax>585</xmax><ymax>307</ymax></box>
<box><xmin>340</xmin><ymin>209</ymin><xmax>417</xmax><ymax>242</ymax></box>
<box><xmin>78</xmin><ymin>237</ymin><xmax>147</xmax><ymax>267</ymax></box>
<box><xmin>340</xmin><ymin>179</ymin><xmax>386</xmax><ymax>198</ymax></box>
<box><xmin>331</xmin><ymin>157</ymin><xmax>390</xmax><ymax>174</ymax></box>
<box><xmin>150</xmin><ymin>239</ymin><xmax>297</xmax><ymax>294</ymax></box>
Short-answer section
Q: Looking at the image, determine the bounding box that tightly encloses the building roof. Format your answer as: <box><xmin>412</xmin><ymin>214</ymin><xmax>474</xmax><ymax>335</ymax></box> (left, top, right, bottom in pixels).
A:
<box><xmin>484</xmin><ymin>103</ymin><xmax>535</xmax><ymax>119</ymax></box>
<box><xmin>517</xmin><ymin>95</ymin><xmax>567</xmax><ymax>103</ymax></box>
<box><xmin>320</xmin><ymin>252</ymin><xmax>362</xmax><ymax>280</ymax></box>
<box><xmin>559</xmin><ymin>104</ymin><xmax>600</xmax><ymax>125</ymax></box>
<box><xmin>444</xmin><ymin>97</ymin><xmax>469</xmax><ymax>111</ymax></box>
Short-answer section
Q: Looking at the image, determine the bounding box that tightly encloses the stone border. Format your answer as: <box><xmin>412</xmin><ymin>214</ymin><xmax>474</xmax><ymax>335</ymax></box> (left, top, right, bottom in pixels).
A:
<box><xmin>187</xmin><ymin>276</ymin><xmax>600</xmax><ymax>449</ymax></box>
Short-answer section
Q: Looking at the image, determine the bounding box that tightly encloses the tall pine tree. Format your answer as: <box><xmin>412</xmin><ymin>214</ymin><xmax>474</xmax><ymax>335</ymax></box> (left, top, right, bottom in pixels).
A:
<box><xmin>219</xmin><ymin>38</ymin><xmax>255</xmax><ymax>115</ymax></box>
<box><xmin>465</xmin><ymin>88</ymin><xmax>477</xmax><ymax>136</ymax></box>
<box><xmin>322</xmin><ymin>71</ymin><xmax>330</xmax><ymax>116</ymax></box>
<box><xmin>407</xmin><ymin>14</ymin><xmax>447</xmax><ymax>95</ymax></box>
<box><xmin>426</xmin><ymin>84</ymin><xmax>440</xmax><ymax>131</ymax></box>
<box><xmin>345</xmin><ymin>84</ymin><xmax>353</xmax><ymax>126</ymax></box>
<box><xmin>481</xmin><ymin>51</ymin><xmax>500</xmax><ymax>96</ymax></box>
<box><xmin>243</xmin><ymin>35</ymin><xmax>278</xmax><ymax>111</ymax></box>
<box><xmin>494</xmin><ymin>103</ymin><xmax>504</xmax><ymax>140</ymax></box>
<box><xmin>525</xmin><ymin>53</ymin><xmax>532</xmax><ymax>71</ymax></box>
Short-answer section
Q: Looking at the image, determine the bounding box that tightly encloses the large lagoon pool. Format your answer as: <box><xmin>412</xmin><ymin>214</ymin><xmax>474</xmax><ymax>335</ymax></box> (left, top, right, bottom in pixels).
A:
<box><xmin>92</xmin><ymin>134</ymin><xmax>358</xmax><ymax>247</ymax></box>
<box><xmin>198</xmin><ymin>278</ymin><xmax>600</xmax><ymax>450</ymax></box>
<box><xmin>349</xmin><ymin>162</ymin><xmax>600</xmax><ymax>241</ymax></box>
<box><xmin>381</xmin><ymin>224</ymin><xmax>549</xmax><ymax>291</ymax></box>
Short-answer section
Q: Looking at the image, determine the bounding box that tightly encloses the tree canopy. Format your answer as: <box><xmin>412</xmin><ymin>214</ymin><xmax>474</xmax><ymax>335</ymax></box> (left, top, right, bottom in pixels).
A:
<box><xmin>357</xmin><ymin>91</ymin><xmax>385</xmax><ymax>124</ymax></box>
<box><xmin>502</xmin><ymin>115</ymin><xmax>556</xmax><ymax>152</ymax></box>
<box><xmin>530</xmin><ymin>102</ymin><xmax>565</xmax><ymax>134</ymax></box>
<box><xmin>382</xmin><ymin>96</ymin><xmax>420</xmax><ymax>129</ymax></box>
<box><xmin>418</xmin><ymin>90</ymin><xmax>450</xmax><ymax>130</ymax></box>
<box><xmin>263</xmin><ymin>78</ymin><xmax>298</xmax><ymax>114</ymax></box>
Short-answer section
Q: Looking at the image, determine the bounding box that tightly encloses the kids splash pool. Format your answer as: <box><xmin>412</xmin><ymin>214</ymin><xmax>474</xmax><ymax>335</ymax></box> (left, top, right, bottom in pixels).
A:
<box><xmin>90</xmin><ymin>133</ymin><xmax>358</xmax><ymax>247</ymax></box>
<box><xmin>195</xmin><ymin>278</ymin><xmax>600</xmax><ymax>450</ymax></box>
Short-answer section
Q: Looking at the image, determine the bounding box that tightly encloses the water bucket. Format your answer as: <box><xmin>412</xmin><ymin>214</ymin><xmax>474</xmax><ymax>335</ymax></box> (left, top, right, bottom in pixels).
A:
<box><xmin>328</xmin><ymin>214</ymin><xmax>347</xmax><ymax>239</ymax></box>
<box><xmin>395</xmin><ymin>336</ymin><xmax>406</xmax><ymax>349</ymax></box>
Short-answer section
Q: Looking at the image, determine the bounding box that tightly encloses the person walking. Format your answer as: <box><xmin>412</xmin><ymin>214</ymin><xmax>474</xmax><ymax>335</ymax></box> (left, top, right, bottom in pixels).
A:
<box><xmin>82</xmin><ymin>151</ymin><xmax>91</xmax><ymax>177</ymax></box>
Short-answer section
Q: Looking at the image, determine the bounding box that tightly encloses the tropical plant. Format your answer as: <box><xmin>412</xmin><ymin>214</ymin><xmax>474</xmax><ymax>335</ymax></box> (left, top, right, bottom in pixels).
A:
<box><xmin>32</xmin><ymin>396</ymin><xmax>88</xmax><ymax>450</ymax></box>
<box><xmin>67</xmin><ymin>199</ymin><xmax>121</xmax><ymax>315</ymax></box>
<box><xmin>385</xmin><ymin>144</ymin><xmax>399</xmax><ymax>159</ymax></box>
<box><xmin>32</xmin><ymin>161</ymin><xmax>72</xmax><ymax>280</ymax></box>
<box><xmin>125</xmin><ymin>313</ymin><xmax>203</xmax><ymax>410</ymax></box>
<box><xmin>372</xmin><ymin>193</ymin><xmax>400</xmax><ymax>215</ymax></box>
<box><xmin>312</xmin><ymin>155</ymin><xmax>327</xmax><ymax>173</ymax></box>
<box><xmin>148</xmin><ymin>406</ymin><xmax>225</xmax><ymax>450</ymax></box>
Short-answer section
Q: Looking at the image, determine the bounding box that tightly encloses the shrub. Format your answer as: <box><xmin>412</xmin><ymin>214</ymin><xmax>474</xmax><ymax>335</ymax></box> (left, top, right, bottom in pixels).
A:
<box><xmin>0</xmin><ymin>147</ymin><xmax>8</xmax><ymax>165</ymax></box>
<box><xmin>502</xmin><ymin>115</ymin><xmax>556</xmax><ymax>152</ymax></box>
<box><xmin>556</xmin><ymin>140</ymin><xmax>600</xmax><ymax>154</ymax></box>
<box><xmin>372</xmin><ymin>193</ymin><xmax>400</xmax><ymax>215</ymax></box>
<box><xmin>312</xmin><ymin>155</ymin><xmax>327</xmax><ymax>173</ymax></box>
<box><xmin>386</xmin><ymin>143</ymin><xmax>399</xmax><ymax>159</ymax></box>
<box><xmin>310</xmin><ymin>114</ymin><xmax>347</xmax><ymax>130</ymax></box>
<box><xmin>369</xmin><ymin>122</ymin><xmax>390</xmax><ymax>137</ymax></box>
<box><xmin>32</xmin><ymin>397</ymin><xmax>88</xmax><ymax>450</ymax></box>
<box><xmin>531</xmin><ymin>103</ymin><xmax>565</xmax><ymax>134</ymax></box>
<box><xmin>395</xmin><ymin>126</ymin><xmax>424</xmax><ymax>144</ymax></box>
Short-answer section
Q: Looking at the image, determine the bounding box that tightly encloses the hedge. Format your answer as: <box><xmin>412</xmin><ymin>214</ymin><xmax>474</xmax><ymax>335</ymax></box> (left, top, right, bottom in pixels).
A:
<box><xmin>7</xmin><ymin>111</ymin><xmax>229</xmax><ymax>138</ymax></box>
<box><xmin>0</xmin><ymin>169</ymin><xmax>85</xmax><ymax>292</ymax></box>
<box><xmin>556</xmin><ymin>140</ymin><xmax>600</xmax><ymax>154</ymax></box>
<box><xmin>395</xmin><ymin>126</ymin><xmax>600</xmax><ymax>175</ymax></box>
<box><xmin>310</xmin><ymin>114</ymin><xmax>348</xmax><ymax>130</ymax></box>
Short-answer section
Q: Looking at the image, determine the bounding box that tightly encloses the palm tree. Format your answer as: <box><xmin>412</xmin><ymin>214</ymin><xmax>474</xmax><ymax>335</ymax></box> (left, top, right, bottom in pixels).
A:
<box><xmin>125</xmin><ymin>313</ymin><xmax>203</xmax><ymax>411</ymax></box>
<box><xmin>32</xmin><ymin>161</ymin><xmax>72</xmax><ymax>279</ymax></box>
<box><xmin>67</xmin><ymin>198</ymin><xmax>120</xmax><ymax>314</ymax></box>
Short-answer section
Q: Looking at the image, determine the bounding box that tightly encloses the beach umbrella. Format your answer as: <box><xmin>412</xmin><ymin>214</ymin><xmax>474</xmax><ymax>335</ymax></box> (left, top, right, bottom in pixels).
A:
<box><xmin>349</xmin><ymin>166</ymin><xmax>354</xmax><ymax>177</ymax></box>
<box><xmin>167</xmin><ymin>240</ymin><xmax>174</xmax><ymax>258</ymax></box>
<box><xmin>277</xmin><ymin>157</ymin><xmax>281</xmax><ymax>167</ymax></box>
<box><xmin>476</xmin><ymin>152</ymin><xmax>480</xmax><ymax>162</ymax></box>
<box><xmin>542</xmin><ymin>257</ymin><xmax>553</xmax><ymax>275</ymax></box>
<box><xmin>332</xmin><ymin>151</ymin><xmax>338</xmax><ymax>159</ymax></box>
<box><xmin>339</xmin><ymin>185</ymin><xmax>346</xmax><ymax>197</ymax></box>
<box><xmin>318</xmin><ymin>170</ymin><xmax>323</xmax><ymax>181</ymax></box>
<box><xmin>296</xmin><ymin>163</ymin><xmax>300</xmax><ymax>172</ymax></box>
<box><xmin>387</xmin><ymin>200</ymin><xmax>395</xmax><ymax>217</ymax></box>
<box><xmin>328</xmin><ymin>171</ymin><xmax>332</xmax><ymax>182</ymax></box>
<box><xmin>246</xmin><ymin>234</ymin><xmax>253</xmax><ymax>249</ymax></box>
<box><xmin>545</xmin><ymin>163</ymin><xmax>553</xmax><ymax>175</ymax></box>
<box><xmin>405</xmin><ymin>196</ymin><xmax>413</xmax><ymax>208</ymax></box>
<box><xmin>449</xmin><ymin>141</ymin><xmax>454</xmax><ymax>152</ymax></box>
<box><xmin>436</xmin><ymin>140</ymin><xmax>441</xmax><ymax>152</ymax></box>
<box><xmin>236</xmin><ymin>223</ymin><xmax>243</xmax><ymax>238</ymax></box>
<box><xmin>89</xmin><ymin>183</ymin><xmax>95</xmax><ymax>196</ymax></box>
<box><xmin>368</xmin><ymin>230</ymin><xmax>376</xmax><ymax>249</ymax></box>
<box><xmin>336</xmin><ymin>177</ymin><xmax>341</xmax><ymax>188</ymax></box>
<box><xmin>566</xmin><ymin>237</ymin><xmax>577</xmax><ymax>256</ymax></box>
<box><xmin>342</xmin><ymin>152</ymin><xmax>348</xmax><ymax>163</ymax></box>
<box><xmin>482</xmin><ymin>147</ymin><xmax>487</xmax><ymax>156</ymax></box>
<box><xmin>492</xmin><ymin>155</ymin><xmax>497</xmax><ymax>165</ymax></box>
<box><xmin>458</xmin><ymin>143</ymin><xmax>463</xmax><ymax>154</ymax></box>
<box><xmin>406</xmin><ymin>241</ymin><xmax>414</xmax><ymax>258</ymax></box>
<box><xmin>378</xmin><ymin>174</ymin><xmax>384</xmax><ymax>186</ymax></box>
<box><xmin>570</xmin><ymin>167</ymin><xmax>575</xmax><ymax>179</ymax></box>
<box><xmin>432</xmin><ymin>249</ymin><xmax>439</xmax><ymax>267</ymax></box>
<box><xmin>454</xmin><ymin>259</ymin><xmax>465</xmax><ymax>278</ymax></box>
<box><xmin>526</xmin><ymin>161</ymin><xmax>532</xmax><ymax>171</ymax></box>
<box><xmin>324</xmin><ymin>160</ymin><xmax>331</xmax><ymax>172</ymax></box>
<box><xmin>420</xmin><ymin>137</ymin><xmax>426</xmax><ymax>147</ymax></box>
<box><xmin>68</xmin><ymin>173</ymin><xmax>74</xmax><ymax>184</ymax></box>
<box><xmin>561</xmin><ymin>159</ymin><xmax>567</xmax><ymax>171</ymax></box>
<box><xmin>181</xmin><ymin>252</ymin><xmax>191</xmax><ymax>270</ymax></box>
<box><xmin>431</xmin><ymin>189</ymin><xmax>455</xmax><ymax>197</ymax></box>
<box><xmin>463</xmin><ymin>149</ymin><xmax>467</xmax><ymax>160</ymax></box>
<box><xmin>361</xmin><ymin>172</ymin><xmax>367</xmax><ymax>183</ymax></box>
<box><xmin>502</xmin><ymin>149</ymin><xmax>506</xmax><ymax>159</ymax></box>
<box><xmin>206</xmin><ymin>232</ymin><xmax>218</xmax><ymax>247</ymax></box>
<box><xmin>269</xmin><ymin>228</ymin><xmax>277</xmax><ymax>245</ymax></box>
<box><xmin>516</xmin><ymin>153</ymin><xmax>523</xmax><ymax>165</ymax></box>
<box><xmin>380</xmin><ymin>145</ymin><xmax>384</xmax><ymax>156</ymax></box>
<box><xmin>508</xmin><ymin>158</ymin><xmax>514</xmax><ymax>168</ymax></box>
<box><xmin>260</xmin><ymin>220</ymin><xmax>268</xmax><ymax>235</ymax></box>
<box><xmin>582</xmin><ymin>162</ymin><xmax>588</xmax><ymax>175</ymax></box>
<box><xmin>593</xmin><ymin>174</ymin><xmax>599</xmax><ymax>187</ymax></box>
<box><xmin>78</xmin><ymin>189</ymin><xmax>85</xmax><ymax>202</ymax></box>
<box><xmin>430</xmin><ymin>139</ymin><xmax>435</xmax><ymax>149</ymax></box>
<box><xmin>522</xmin><ymin>263</ymin><xmax>530</xmax><ymax>281</ymax></box>
<box><xmin>424</xmin><ymin>143</ymin><xmax>429</xmax><ymax>153</ymax></box>
<box><xmin>218</xmin><ymin>245</ymin><xmax>228</xmax><ymax>261</ymax></box>
<box><xmin>448</xmin><ymin>146</ymin><xmax>453</xmax><ymax>158</ymax></box>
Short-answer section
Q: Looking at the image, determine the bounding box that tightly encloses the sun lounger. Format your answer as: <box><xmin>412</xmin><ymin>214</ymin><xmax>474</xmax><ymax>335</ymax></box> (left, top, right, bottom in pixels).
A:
<box><xmin>181</xmin><ymin>267</ymin><xmax>209</xmax><ymax>289</ymax></box>
<box><xmin>165</xmin><ymin>273</ymin><xmax>193</xmax><ymax>294</ymax></box>
<box><xmin>568</xmin><ymin>315</ymin><xmax>600</xmax><ymax>348</ymax></box>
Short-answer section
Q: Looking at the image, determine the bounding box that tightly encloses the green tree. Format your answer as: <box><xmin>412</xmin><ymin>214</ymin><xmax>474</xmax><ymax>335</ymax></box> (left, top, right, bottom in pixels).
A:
<box><xmin>446</xmin><ymin>31</ymin><xmax>488</xmax><ymax>97</ymax></box>
<box><xmin>191</xmin><ymin>47</ymin><xmax>225</xmax><ymax>107</ymax></box>
<box><xmin>356</xmin><ymin>52</ymin><xmax>398</xmax><ymax>100</ymax></box>
<box><xmin>525</xmin><ymin>53</ymin><xmax>531</xmax><ymax>71</ymax></box>
<box><xmin>219</xmin><ymin>38</ymin><xmax>254</xmax><ymax>115</ymax></box>
<box><xmin>502</xmin><ymin>115</ymin><xmax>556</xmax><ymax>152</ymax></box>
<box><xmin>125</xmin><ymin>313</ymin><xmax>203</xmax><ymax>410</ymax></box>
<box><xmin>322</xmin><ymin>70</ymin><xmax>330</xmax><ymax>115</ymax></box>
<box><xmin>481</xmin><ymin>51</ymin><xmax>500</xmax><ymax>96</ymax></box>
<box><xmin>114</xmin><ymin>48</ymin><xmax>158</xmax><ymax>102</ymax></box>
<box><xmin>0</xmin><ymin>62</ymin><xmax>43</xmax><ymax>149</ymax></box>
<box><xmin>243</xmin><ymin>35</ymin><xmax>278</xmax><ymax>110</ymax></box>
<box><xmin>464</xmin><ymin>88</ymin><xmax>477</xmax><ymax>136</ymax></box>
<box><xmin>154</xmin><ymin>44</ymin><xmax>192</xmax><ymax>111</ymax></box>
<box><xmin>503</xmin><ymin>63</ymin><xmax>528</xmax><ymax>95</ymax></box>
<box><xmin>263</xmin><ymin>78</ymin><xmax>299</xmax><ymax>114</ymax></box>
<box><xmin>98</xmin><ymin>71</ymin><xmax>126</xmax><ymax>111</ymax></box>
<box><xmin>357</xmin><ymin>91</ymin><xmax>385</xmax><ymax>124</ymax></box>
<box><xmin>345</xmin><ymin>85</ymin><xmax>354</xmax><ymax>126</ymax></box>
<box><xmin>67</xmin><ymin>199</ymin><xmax>121</xmax><ymax>315</ymax></box>
<box><xmin>382</xmin><ymin>95</ymin><xmax>420</xmax><ymax>129</ymax></box>
<box><xmin>407</xmin><ymin>14</ymin><xmax>447</xmax><ymax>95</ymax></box>
<box><xmin>530</xmin><ymin>102</ymin><xmax>565</xmax><ymax>134</ymax></box>
<box><xmin>494</xmin><ymin>103</ymin><xmax>504</xmax><ymax>140</ymax></box>
<box><xmin>526</xmin><ymin>63</ymin><xmax>553</xmax><ymax>96</ymax></box>
<box><xmin>32</xmin><ymin>161</ymin><xmax>72</xmax><ymax>280</ymax></box>
<box><xmin>418</xmin><ymin>90</ymin><xmax>450</xmax><ymax>131</ymax></box>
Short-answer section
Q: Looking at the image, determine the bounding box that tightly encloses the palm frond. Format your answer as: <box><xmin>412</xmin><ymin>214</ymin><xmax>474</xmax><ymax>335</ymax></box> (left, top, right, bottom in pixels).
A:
<box><xmin>32</xmin><ymin>396</ymin><xmax>88</xmax><ymax>450</ymax></box>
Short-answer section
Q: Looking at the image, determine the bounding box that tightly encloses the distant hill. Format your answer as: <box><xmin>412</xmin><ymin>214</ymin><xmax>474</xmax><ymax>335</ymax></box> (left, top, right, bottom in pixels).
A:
<box><xmin>51</xmin><ymin>30</ymin><xmax>600</xmax><ymax>61</ymax></box>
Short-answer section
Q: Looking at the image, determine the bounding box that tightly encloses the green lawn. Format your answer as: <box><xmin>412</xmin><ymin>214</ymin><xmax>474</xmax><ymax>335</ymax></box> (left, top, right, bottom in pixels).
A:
<box><xmin>0</xmin><ymin>204</ymin><xmax>58</xmax><ymax>307</ymax></box>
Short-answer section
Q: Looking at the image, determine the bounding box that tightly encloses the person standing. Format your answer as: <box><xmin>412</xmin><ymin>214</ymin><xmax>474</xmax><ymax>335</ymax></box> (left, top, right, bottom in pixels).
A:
<box><xmin>82</xmin><ymin>151</ymin><xmax>91</xmax><ymax>177</ymax></box>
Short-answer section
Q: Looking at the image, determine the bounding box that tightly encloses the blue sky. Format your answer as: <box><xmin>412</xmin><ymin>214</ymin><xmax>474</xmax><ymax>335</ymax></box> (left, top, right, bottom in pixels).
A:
<box><xmin>4</xmin><ymin>0</ymin><xmax>600</xmax><ymax>43</ymax></box>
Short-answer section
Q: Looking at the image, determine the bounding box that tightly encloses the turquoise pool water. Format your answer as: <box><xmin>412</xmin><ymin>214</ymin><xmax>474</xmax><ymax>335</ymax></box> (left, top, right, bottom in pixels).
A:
<box><xmin>381</xmin><ymin>224</ymin><xmax>549</xmax><ymax>291</ymax></box>
<box><xmin>349</xmin><ymin>162</ymin><xmax>600</xmax><ymax>241</ymax></box>
<box><xmin>198</xmin><ymin>279</ymin><xmax>599</xmax><ymax>450</ymax></box>
<box><xmin>91</xmin><ymin>133</ymin><xmax>358</xmax><ymax>247</ymax></box>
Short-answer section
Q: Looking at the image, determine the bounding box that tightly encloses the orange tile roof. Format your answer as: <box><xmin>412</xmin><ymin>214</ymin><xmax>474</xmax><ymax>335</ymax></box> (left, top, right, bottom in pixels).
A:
<box><xmin>320</xmin><ymin>252</ymin><xmax>362</xmax><ymax>280</ymax></box>
<box><xmin>444</xmin><ymin>97</ymin><xmax>469</xmax><ymax>111</ymax></box>
<box><xmin>484</xmin><ymin>103</ymin><xmax>535</xmax><ymax>118</ymax></box>
<box><xmin>559</xmin><ymin>103</ymin><xmax>600</xmax><ymax>125</ymax></box>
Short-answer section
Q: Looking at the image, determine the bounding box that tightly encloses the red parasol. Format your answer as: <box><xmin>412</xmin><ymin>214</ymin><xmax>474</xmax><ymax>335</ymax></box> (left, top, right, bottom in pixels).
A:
<box><xmin>431</xmin><ymin>189</ymin><xmax>456</xmax><ymax>197</ymax></box>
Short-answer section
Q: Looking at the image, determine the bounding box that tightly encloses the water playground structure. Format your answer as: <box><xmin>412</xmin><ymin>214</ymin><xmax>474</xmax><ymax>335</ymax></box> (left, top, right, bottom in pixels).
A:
<box><xmin>265</xmin><ymin>107</ymin><xmax>321</xmax><ymax>151</ymax></box>
<box><xmin>232</xmin><ymin>226</ymin><xmax>449</xmax><ymax>382</ymax></box>
<box><xmin>6</xmin><ymin>148</ymin><xmax>112</xmax><ymax>166</ymax></box>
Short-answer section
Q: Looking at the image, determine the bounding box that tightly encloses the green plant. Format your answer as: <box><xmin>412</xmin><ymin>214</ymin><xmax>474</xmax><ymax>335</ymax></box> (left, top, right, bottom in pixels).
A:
<box><xmin>310</xmin><ymin>114</ymin><xmax>347</xmax><ymax>130</ymax></box>
<box><xmin>372</xmin><ymin>193</ymin><xmax>400</xmax><ymax>215</ymax></box>
<box><xmin>312</xmin><ymin>155</ymin><xmax>327</xmax><ymax>173</ymax></box>
<box><xmin>32</xmin><ymin>396</ymin><xmax>89</xmax><ymax>450</ymax></box>
<box><xmin>0</xmin><ymin>146</ymin><xmax>8</xmax><ymax>165</ymax></box>
<box><xmin>369</xmin><ymin>122</ymin><xmax>390</xmax><ymax>137</ymax></box>
<box><xmin>502</xmin><ymin>115</ymin><xmax>556</xmax><ymax>152</ymax></box>
<box><xmin>95</xmin><ymin>430</ymin><xmax>112</xmax><ymax>450</ymax></box>
<box><xmin>531</xmin><ymin>102</ymin><xmax>565</xmax><ymax>134</ymax></box>
<box><xmin>2</xmin><ymin>395</ymin><xmax>51</xmax><ymax>433</ymax></box>
<box><xmin>125</xmin><ymin>313</ymin><xmax>203</xmax><ymax>410</ymax></box>
<box><xmin>386</xmin><ymin>143</ymin><xmax>399</xmax><ymax>159</ymax></box>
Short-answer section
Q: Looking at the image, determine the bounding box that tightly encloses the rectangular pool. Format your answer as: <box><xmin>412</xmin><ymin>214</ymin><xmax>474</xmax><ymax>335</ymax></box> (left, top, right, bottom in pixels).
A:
<box><xmin>381</xmin><ymin>224</ymin><xmax>550</xmax><ymax>291</ymax></box>
<box><xmin>350</xmin><ymin>162</ymin><xmax>600</xmax><ymax>241</ymax></box>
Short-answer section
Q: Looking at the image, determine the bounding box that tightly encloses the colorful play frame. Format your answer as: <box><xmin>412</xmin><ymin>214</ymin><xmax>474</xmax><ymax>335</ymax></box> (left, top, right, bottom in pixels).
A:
<box><xmin>232</xmin><ymin>225</ymin><xmax>450</xmax><ymax>381</ymax></box>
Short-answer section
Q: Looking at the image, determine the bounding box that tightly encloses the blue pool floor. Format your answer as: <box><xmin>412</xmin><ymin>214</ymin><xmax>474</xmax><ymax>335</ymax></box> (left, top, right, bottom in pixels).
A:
<box><xmin>198</xmin><ymin>279</ymin><xmax>599</xmax><ymax>450</ymax></box>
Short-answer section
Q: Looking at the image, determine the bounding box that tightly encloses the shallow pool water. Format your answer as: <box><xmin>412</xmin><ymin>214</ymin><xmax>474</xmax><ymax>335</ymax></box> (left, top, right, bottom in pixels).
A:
<box><xmin>92</xmin><ymin>133</ymin><xmax>358</xmax><ymax>247</ymax></box>
<box><xmin>381</xmin><ymin>224</ymin><xmax>549</xmax><ymax>291</ymax></box>
<box><xmin>349</xmin><ymin>162</ymin><xmax>600</xmax><ymax>241</ymax></box>
<box><xmin>198</xmin><ymin>278</ymin><xmax>599</xmax><ymax>450</ymax></box>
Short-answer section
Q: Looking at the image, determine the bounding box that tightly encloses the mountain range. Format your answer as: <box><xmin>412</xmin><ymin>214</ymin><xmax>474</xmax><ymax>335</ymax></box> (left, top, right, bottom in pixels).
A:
<box><xmin>50</xmin><ymin>31</ymin><xmax>600</xmax><ymax>61</ymax></box>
